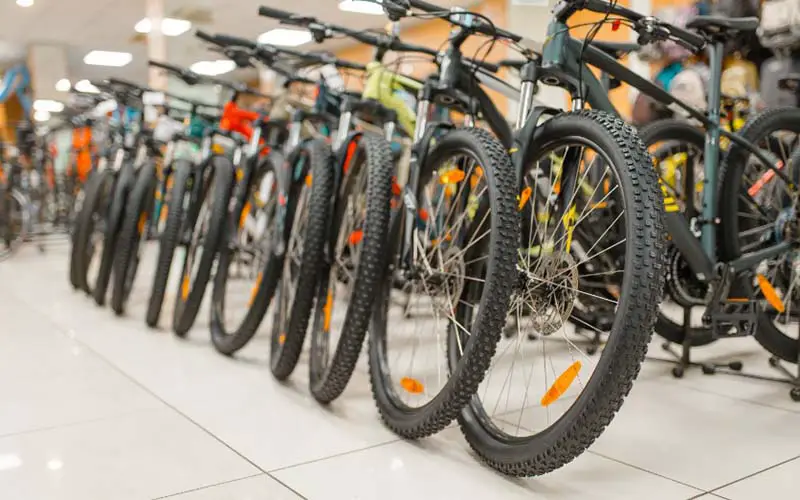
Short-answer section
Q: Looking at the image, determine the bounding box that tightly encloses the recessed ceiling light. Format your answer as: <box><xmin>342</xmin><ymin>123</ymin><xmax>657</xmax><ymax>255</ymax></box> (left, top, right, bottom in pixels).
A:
<box><xmin>34</xmin><ymin>110</ymin><xmax>51</xmax><ymax>122</ymax></box>
<box><xmin>190</xmin><ymin>60</ymin><xmax>236</xmax><ymax>76</ymax></box>
<box><xmin>134</xmin><ymin>17</ymin><xmax>192</xmax><ymax>37</ymax></box>
<box><xmin>33</xmin><ymin>99</ymin><xmax>64</xmax><ymax>113</ymax></box>
<box><xmin>74</xmin><ymin>80</ymin><xmax>99</xmax><ymax>93</ymax></box>
<box><xmin>338</xmin><ymin>0</ymin><xmax>384</xmax><ymax>15</ymax></box>
<box><xmin>55</xmin><ymin>78</ymin><xmax>71</xmax><ymax>92</ymax></box>
<box><xmin>257</xmin><ymin>28</ymin><xmax>312</xmax><ymax>47</ymax></box>
<box><xmin>83</xmin><ymin>50</ymin><xmax>132</xmax><ymax>67</ymax></box>
<box><xmin>16</xmin><ymin>0</ymin><xmax>34</xmax><ymax>8</ymax></box>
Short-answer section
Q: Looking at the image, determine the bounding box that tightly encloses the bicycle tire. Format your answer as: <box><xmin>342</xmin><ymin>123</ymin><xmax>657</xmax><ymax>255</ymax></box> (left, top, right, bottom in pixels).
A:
<box><xmin>145</xmin><ymin>159</ymin><xmax>194</xmax><ymax>327</ymax></box>
<box><xmin>367</xmin><ymin>127</ymin><xmax>518</xmax><ymax>437</ymax></box>
<box><xmin>110</xmin><ymin>162</ymin><xmax>157</xmax><ymax>315</ymax></box>
<box><xmin>718</xmin><ymin>106</ymin><xmax>800</xmax><ymax>363</ymax></box>
<box><xmin>270</xmin><ymin>140</ymin><xmax>333</xmax><ymax>379</ymax></box>
<box><xmin>210</xmin><ymin>155</ymin><xmax>280</xmax><ymax>355</ymax></box>
<box><xmin>304</xmin><ymin>133</ymin><xmax>394</xmax><ymax>403</ymax></box>
<box><xmin>457</xmin><ymin>111</ymin><xmax>665</xmax><ymax>476</ymax></box>
<box><xmin>638</xmin><ymin>119</ymin><xmax>715</xmax><ymax>347</ymax></box>
<box><xmin>172</xmin><ymin>156</ymin><xmax>234</xmax><ymax>336</ymax></box>
<box><xmin>72</xmin><ymin>169</ymin><xmax>114</xmax><ymax>294</ymax></box>
<box><xmin>92</xmin><ymin>165</ymin><xmax>135</xmax><ymax>306</ymax></box>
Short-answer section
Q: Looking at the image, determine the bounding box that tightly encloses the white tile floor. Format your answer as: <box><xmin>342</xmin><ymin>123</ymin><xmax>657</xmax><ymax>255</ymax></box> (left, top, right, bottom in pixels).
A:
<box><xmin>1</xmin><ymin>242</ymin><xmax>799</xmax><ymax>500</ymax></box>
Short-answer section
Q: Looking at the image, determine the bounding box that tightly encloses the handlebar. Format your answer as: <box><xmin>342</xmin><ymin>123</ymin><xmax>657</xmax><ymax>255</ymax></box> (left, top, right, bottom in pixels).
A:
<box><xmin>560</xmin><ymin>0</ymin><xmax>705</xmax><ymax>51</ymax></box>
<box><xmin>386</xmin><ymin>0</ymin><xmax>522</xmax><ymax>42</ymax></box>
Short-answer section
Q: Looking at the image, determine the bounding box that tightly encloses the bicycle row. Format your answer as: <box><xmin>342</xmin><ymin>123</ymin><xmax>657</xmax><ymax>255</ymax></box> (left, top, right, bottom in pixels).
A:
<box><xmin>36</xmin><ymin>0</ymin><xmax>800</xmax><ymax>476</ymax></box>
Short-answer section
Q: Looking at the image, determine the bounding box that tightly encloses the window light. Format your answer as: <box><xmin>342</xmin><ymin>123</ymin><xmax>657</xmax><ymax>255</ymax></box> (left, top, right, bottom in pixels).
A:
<box><xmin>134</xmin><ymin>18</ymin><xmax>192</xmax><ymax>37</ymax></box>
<box><xmin>190</xmin><ymin>60</ymin><xmax>236</xmax><ymax>76</ymax></box>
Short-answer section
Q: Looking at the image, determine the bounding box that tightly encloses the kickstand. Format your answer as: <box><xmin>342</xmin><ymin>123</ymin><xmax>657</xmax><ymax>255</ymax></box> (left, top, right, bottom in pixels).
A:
<box><xmin>648</xmin><ymin>306</ymin><xmax>743</xmax><ymax>378</ymax></box>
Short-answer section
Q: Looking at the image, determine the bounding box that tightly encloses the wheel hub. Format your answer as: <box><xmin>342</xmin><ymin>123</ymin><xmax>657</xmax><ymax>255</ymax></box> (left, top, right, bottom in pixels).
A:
<box><xmin>517</xmin><ymin>253</ymin><xmax>579</xmax><ymax>335</ymax></box>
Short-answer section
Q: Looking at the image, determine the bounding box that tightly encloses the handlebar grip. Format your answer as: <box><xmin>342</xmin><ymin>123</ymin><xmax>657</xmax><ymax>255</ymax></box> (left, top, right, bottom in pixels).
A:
<box><xmin>211</xmin><ymin>33</ymin><xmax>258</xmax><ymax>49</ymax></box>
<box><xmin>258</xmin><ymin>5</ymin><xmax>302</xmax><ymax>23</ymax></box>
<box><xmin>668</xmin><ymin>24</ymin><xmax>706</xmax><ymax>50</ymax></box>
<box><xmin>195</xmin><ymin>30</ymin><xmax>216</xmax><ymax>43</ymax></box>
<box><xmin>148</xmin><ymin>60</ymin><xmax>184</xmax><ymax>74</ymax></box>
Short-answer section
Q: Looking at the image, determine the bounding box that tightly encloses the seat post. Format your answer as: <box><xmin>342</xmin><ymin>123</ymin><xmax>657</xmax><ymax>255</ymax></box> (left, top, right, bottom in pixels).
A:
<box><xmin>701</xmin><ymin>40</ymin><xmax>725</xmax><ymax>260</ymax></box>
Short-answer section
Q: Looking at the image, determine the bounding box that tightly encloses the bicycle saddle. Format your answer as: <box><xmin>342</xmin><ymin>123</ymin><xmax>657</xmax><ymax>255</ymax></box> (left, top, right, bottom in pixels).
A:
<box><xmin>686</xmin><ymin>16</ymin><xmax>759</xmax><ymax>35</ymax></box>
<box><xmin>590</xmin><ymin>40</ymin><xmax>639</xmax><ymax>59</ymax></box>
<box><xmin>778</xmin><ymin>74</ymin><xmax>800</xmax><ymax>92</ymax></box>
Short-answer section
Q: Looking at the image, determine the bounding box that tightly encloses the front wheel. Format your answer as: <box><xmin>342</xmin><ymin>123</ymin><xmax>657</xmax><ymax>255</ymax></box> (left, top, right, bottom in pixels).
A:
<box><xmin>458</xmin><ymin>111</ymin><xmax>666</xmax><ymax>476</ymax></box>
<box><xmin>172</xmin><ymin>156</ymin><xmax>234</xmax><ymax>337</ymax></box>
<box><xmin>368</xmin><ymin>127</ymin><xmax>518</xmax><ymax>438</ymax></box>
<box><xmin>110</xmin><ymin>162</ymin><xmax>157</xmax><ymax>315</ymax></box>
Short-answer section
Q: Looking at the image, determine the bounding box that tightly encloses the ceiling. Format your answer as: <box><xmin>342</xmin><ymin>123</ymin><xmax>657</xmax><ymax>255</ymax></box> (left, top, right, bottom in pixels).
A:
<box><xmin>0</xmin><ymin>0</ymin><xmax>466</xmax><ymax>103</ymax></box>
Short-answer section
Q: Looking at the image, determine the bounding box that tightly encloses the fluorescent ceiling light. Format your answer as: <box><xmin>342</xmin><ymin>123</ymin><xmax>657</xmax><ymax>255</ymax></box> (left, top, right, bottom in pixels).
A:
<box><xmin>258</xmin><ymin>28</ymin><xmax>312</xmax><ymax>47</ymax></box>
<box><xmin>74</xmin><ymin>79</ymin><xmax>99</xmax><ymax>93</ymax></box>
<box><xmin>190</xmin><ymin>60</ymin><xmax>236</xmax><ymax>76</ymax></box>
<box><xmin>83</xmin><ymin>50</ymin><xmax>132</xmax><ymax>67</ymax></box>
<box><xmin>55</xmin><ymin>78</ymin><xmax>71</xmax><ymax>92</ymax></box>
<box><xmin>339</xmin><ymin>0</ymin><xmax>384</xmax><ymax>15</ymax></box>
<box><xmin>134</xmin><ymin>17</ymin><xmax>192</xmax><ymax>37</ymax></box>
<box><xmin>34</xmin><ymin>110</ymin><xmax>51</xmax><ymax>122</ymax></box>
<box><xmin>33</xmin><ymin>99</ymin><xmax>64</xmax><ymax>113</ymax></box>
<box><xmin>16</xmin><ymin>0</ymin><xmax>34</xmax><ymax>7</ymax></box>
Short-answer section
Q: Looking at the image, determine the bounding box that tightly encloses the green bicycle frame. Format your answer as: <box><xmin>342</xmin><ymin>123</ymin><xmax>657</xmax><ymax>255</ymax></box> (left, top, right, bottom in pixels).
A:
<box><xmin>362</xmin><ymin>61</ymin><xmax>424</xmax><ymax>137</ymax></box>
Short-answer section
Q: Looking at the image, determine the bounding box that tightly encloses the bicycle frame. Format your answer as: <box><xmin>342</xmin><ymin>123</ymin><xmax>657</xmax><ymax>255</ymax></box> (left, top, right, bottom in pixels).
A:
<box><xmin>539</xmin><ymin>18</ymin><xmax>796</xmax><ymax>281</ymax></box>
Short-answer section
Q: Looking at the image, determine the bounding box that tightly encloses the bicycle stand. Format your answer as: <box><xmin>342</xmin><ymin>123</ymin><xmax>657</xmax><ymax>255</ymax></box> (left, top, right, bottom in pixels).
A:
<box><xmin>646</xmin><ymin>307</ymin><xmax>743</xmax><ymax>378</ymax></box>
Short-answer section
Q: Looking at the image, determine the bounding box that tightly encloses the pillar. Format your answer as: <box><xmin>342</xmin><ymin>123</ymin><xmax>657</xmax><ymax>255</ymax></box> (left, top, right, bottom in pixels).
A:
<box><xmin>146</xmin><ymin>0</ymin><xmax>168</xmax><ymax>90</ymax></box>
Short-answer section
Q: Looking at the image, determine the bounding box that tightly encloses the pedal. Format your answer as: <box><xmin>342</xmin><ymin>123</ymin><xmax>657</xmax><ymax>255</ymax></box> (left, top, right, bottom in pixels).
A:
<box><xmin>701</xmin><ymin>264</ymin><xmax>759</xmax><ymax>338</ymax></box>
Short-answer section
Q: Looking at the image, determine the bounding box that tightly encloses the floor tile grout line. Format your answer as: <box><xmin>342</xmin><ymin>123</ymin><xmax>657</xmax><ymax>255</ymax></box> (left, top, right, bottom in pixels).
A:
<box><xmin>705</xmin><ymin>454</ymin><xmax>800</xmax><ymax>495</ymax></box>
<box><xmin>664</xmin><ymin>377</ymin><xmax>800</xmax><ymax>415</ymax></box>
<box><xmin>267</xmin><ymin>438</ymin><xmax>403</xmax><ymax>474</ymax></box>
<box><xmin>0</xmin><ymin>407</ymin><xmax>164</xmax><ymax>441</ymax></box>
<box><xmin>151</xmin><ymin>473</ymin><xmax>266</xmax><ymax>499</ymax></box>
<box><xmin>29</xmin><ymin>307</ymin><xmax>309</xmax><ymax>500</ymax></box>
<box><xmin>586</xmin><ymin>450</ymin><xmax>706</xmax><ymax>493</ymax></box>
<box><xmin>687</xmin><ymin>492</ymin><xmax>731</xmax><ymax>500</ymax></box>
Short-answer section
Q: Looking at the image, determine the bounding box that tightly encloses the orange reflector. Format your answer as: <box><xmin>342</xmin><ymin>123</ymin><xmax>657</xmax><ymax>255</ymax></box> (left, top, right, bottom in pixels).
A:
<box><xmin>470</xmin><ymin>166</ymin><xmax>484</xmax><ymax>188</ymax></box>
<box><xmin>419</xmin><ymin>208</ymin><xmax>429</xmax><ymax>222</ymax></box>
<box><xmin>757</xmin><ymin>274</ymin><xmax>785</xmax><ymax>313</ymax></box>
<box><xmin>518</xmin><ymin>186</ymin><xmax>532</xmax><ymax>211</ymax></box>
<box><xmin>236</xmin><ymin>168</ymin><xmax>244</xmax><ymax>182</ymax></box>
<box><xmin>439</xmin><ymin>169</ymin><xmax>465</xmax><ymax>185</ymax></box>
<box><xmin>554</xmin><ymin>181</ymin><xmax>561</xmax><ymax>195</ymax></box>
<box><xmin>248</xmin><ymin>272</ymin><xmax>263</xmax><ymax>307</ymax></box>
<box><xmin>348</xmin><ymin>229</ymin><xmax>363</xmax><ymax>246</ymax></box>
<box><xmin>137</xmin><ymin>213</ymin><xmax>147</xmax><ymax>235</ymax></box>
<box><xmin>239</xmin><ymin>202</ymin><xmax>251</xmax><ymax>228</ymax></box>
<box><xmin>391</xmin><ymin>178</ymin><xmax>402</xmax><ymax>196</ymax></box>
<box><xmin>278</xmin><ymin>333</ymin><xmax>286</xmax><ymax>345</ymax></box>
<box><xmin>603</xmin><ymin>178</ymin><xmax>610</xmax><ymax>194</ymax></box>
<box><xmin>323</xmin><ymin>289</ymin><xmax>333</xmax><ymax>333</ymax></box>
<box><xmin>541</xmin><ymin>361</ymin><xmax>582</xmax><ymax>407</ymax></box>
<box><xmin>400</xmin><ymin>377</ymin><xmax>424</xmax><ymax>394</ymax></box>
<box><xmin>305</xmin><ymin>174</ymin><xmax>313</xmax><ymax>187</ymax></box>
<box><xmin>431</xmin><ymin>238</ymin><xmax>439</xmax><ymax>246</ymax></box>
<box><xmin>181</xmin><ymin>275</ymin><xmax>191</xmax><ymax>300</ymax></box>
<box><xmin>748</xmin><ymin>161</ymin><xmax>783</xmax><ymax>198</ymax></box>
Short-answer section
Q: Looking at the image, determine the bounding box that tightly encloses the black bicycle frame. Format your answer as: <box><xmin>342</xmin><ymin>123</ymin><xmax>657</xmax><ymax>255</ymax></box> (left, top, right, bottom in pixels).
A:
<box><xmin>540</xmin><ymin>27</ymin><xmax>795</xmax><ymax>282</ymax></box>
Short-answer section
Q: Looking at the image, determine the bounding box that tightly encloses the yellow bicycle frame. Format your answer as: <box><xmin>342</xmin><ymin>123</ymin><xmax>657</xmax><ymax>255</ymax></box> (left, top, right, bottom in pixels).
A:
<box><xmin>362</xmin><ymin>61</ymin><xmax>423</xmax><ymax>137</ymax></box>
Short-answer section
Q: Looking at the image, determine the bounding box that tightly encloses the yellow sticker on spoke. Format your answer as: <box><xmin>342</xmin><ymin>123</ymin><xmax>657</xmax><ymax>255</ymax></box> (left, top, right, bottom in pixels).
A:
<box><xmin>541</xmin><ymin>361</ymin><xmax>582</xmax><ymax>407</ymax></box>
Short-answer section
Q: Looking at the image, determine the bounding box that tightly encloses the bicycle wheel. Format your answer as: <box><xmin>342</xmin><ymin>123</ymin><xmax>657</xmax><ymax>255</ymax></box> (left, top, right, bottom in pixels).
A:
<box><xmin>210</xmin><ymin>155</ymin><xmax>282</xmax><ymax>355</ymax></box>
<box><xmin>71</xmin><ymin>169</ymin><xmax>114</xmax><ymax>294</ymax></box>
<box><xmin>270</xmin><ymin>140</ymin><xmax>333</xmax><ymax>379</ymax></box>
<box><xmin>92</xmin><ymin>165</ymin><xmax>135</xmax><ymax>306</ymax></box>
<box><xmin>638</xmin><ymin>119</ymin><xmax>715</xmax><ymax>347</ymax></box>
<box><xmin>110</xmin><ymin>162</ymin><xmax>157</xmax><ymax>315</ymax></box>
<box><xmin>146</xmin><ymin>159</ymin><xmax>193</xmax><ymax>327</ymax></box>
<box><xmin>368</xmin><ymin>127</ymin><xmax>517</xmax><ymax>438</ymax></box>
<box><xmin>718</xmin><ymin>107</ymin><xmax>800</xmax><ymax>363</ymax></box>
<box><xmin>172</xmin><ymin>156</ymin><xmax>234</xmax><ymax>336</ymax></box>
<box><xmin>457</xmin><ymin>111</ymin><xmax>666</xmax><ymax>476</ymax></box>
